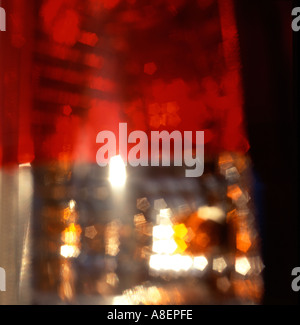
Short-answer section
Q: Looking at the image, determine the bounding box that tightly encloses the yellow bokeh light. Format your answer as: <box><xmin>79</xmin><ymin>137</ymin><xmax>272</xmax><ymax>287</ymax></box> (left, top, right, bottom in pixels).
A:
<box><xmin>174</xmin><ymin>238</ymin><xmax>188</xmax><ymax>254</ymax></box>
<box><xmin>61</xmin><ymin>223</ymin><xmax>82</xmax><ymax>245</ymax></box>
<box><xmin>60</xmin><ymin>221</ymin><xmax>81</xmax><ymax>258</ymax></box>
<box><xmin>173</xmin><ymin>223</ymin><xmax>188</xmax><ymax>239</ymax></box>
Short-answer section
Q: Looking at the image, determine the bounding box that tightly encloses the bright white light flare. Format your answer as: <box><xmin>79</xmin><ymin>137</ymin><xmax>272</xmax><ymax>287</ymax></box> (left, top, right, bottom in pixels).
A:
<box><xmin>109</xmin><ymin>155</ymin><xmax>127</xmax><ymax>189</ymax></box>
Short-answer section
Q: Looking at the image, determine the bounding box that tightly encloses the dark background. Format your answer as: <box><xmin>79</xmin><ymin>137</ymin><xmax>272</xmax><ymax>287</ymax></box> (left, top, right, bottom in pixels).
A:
<box><xmin>234</xmin><ymin>0</ymin><xmax>299</xmax><ymax>304</ymax></box>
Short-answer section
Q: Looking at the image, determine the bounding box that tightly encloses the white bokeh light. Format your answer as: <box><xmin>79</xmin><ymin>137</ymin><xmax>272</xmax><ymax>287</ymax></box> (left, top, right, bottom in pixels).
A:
<box><xmin>109</xmin><ymin>155</ymin><xmax>127</xmax><ymax>189</ymax></box>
